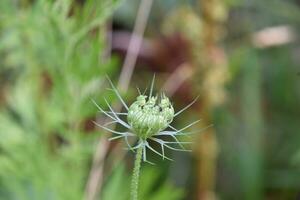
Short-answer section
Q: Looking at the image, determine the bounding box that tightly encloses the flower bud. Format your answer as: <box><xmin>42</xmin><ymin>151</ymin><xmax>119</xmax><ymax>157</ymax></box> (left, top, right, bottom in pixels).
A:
<box><xmin>127</xmin><ymin>94</ymin><xmax>174</xmax><ymax>140</ymax></box>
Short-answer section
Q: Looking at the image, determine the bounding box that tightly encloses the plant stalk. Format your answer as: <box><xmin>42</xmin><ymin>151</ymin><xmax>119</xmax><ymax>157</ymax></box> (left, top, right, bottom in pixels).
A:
<box><xmin>130</xmin><ymin>146</ymin><xmax>143</xmax><ymax>200</ymax></box>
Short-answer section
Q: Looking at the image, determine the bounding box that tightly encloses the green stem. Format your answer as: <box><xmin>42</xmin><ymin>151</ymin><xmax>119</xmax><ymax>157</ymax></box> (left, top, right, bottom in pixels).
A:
<box><xmin>130</xmin><ymin>146</ymin><xmax>143</xmax><ymax>200</ymax></box>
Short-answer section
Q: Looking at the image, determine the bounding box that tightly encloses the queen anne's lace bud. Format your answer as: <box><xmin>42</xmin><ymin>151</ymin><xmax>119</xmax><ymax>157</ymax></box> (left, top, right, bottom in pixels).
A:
<box><xmin>93</xmin><ymin>75</ymin><xmax>203</xmax><ymax>164</ymax></box>
<box><xmin>127</xmin><ymin>94</ymin><xmax>174</xmax><ymax>140</ymax></box>
<box><xmin>92</xmin><ymin>77</ymin><xmax>205</xmax><ymax>200</ymax></box>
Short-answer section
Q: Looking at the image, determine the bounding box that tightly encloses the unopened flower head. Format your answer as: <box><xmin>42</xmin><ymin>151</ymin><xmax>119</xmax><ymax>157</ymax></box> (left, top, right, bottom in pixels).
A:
<box><xmin>127</xmin><ymin>94</ymin><xmax>174</xmax><ymax>140</ymax></box>
<box><xmin>92</xmin><ymin>76</ymin><xmax>209</xmax><ymax>163</ymax></box>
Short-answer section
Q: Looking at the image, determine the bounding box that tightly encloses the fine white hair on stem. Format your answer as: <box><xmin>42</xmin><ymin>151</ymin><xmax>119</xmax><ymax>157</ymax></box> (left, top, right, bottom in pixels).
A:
<box><xmin>168</xmin><ymin>124</ymin><xmax>178</xmax><ymax>131</ymax></box>
<box><xmin>106</xmin><ymin>75</ymin><xmax>129</xmax><ymax>111</ymax></box>
<box><xmin>160</xmin><ymin>141</ymin><xmax>165</xmax><ymax>160</ymax></box>
<box><xmin>149</xmin><ymin>74</ymin><xmax>155</xmax><ymax>98</ymax></box>
<box><xmin>150</xmin><ymin>137</ymin><xmax>192</xmax><ymax>152</ymax></box>
<box><xmin>109</xmin><ymin>135</ymin><xmax>127</xmax><ymax>141</ymax></box>
<box><xmin>93</xmin><ymin>100</ymin><xmax>127</xmax><ymax>117</ymax></box>
<box><xmin>142</xmin><ymin>144</ymin><xmax>154</xmax><ymax>165</ymax></box>
<box><xmin>124</xmin><ymin>135</ymin><xmax>134</xmax><ymax>151</ymax></box>
<box><xmin>136</xmin><ymin>87</ymin><xmax>141</xmax><ymax>95</ymax></box>
<box><xmin>174</xmin><ymin>96</ymin><xmax>199</xmax><ymax>117</ymax></box>
<box><xmin>103</xmin><ymin>120</ymin><xmax>118</xmax><ymax>126</ymax></box>
<box><xmin>142</xmin><ymin>144</ymin><xmax>146</xmax><ymax>161</ymax></box>
<box><xmin>165</xmin><ymin>125</ymin><xmax>187</xmax><ymax>149</ymax></box>
<box><xmin>168</xmin><ymin>125</ymin><xmax>203</xmax><ymax>137</ymax></box>
<box><xmin>142</xmin><ymin>87</ymin><xmax>148</xmax><ymax>95</ymax></box>
<box><xmin>107</xmin><ymin>111</ymin><xmax>128</xmax><ymax>116</ymax></box>
<box><xmin>127</xmin><ymin>141</ymin><xmax>144</xmax><ymax>151</ymax></box>
<box><xmin>174</xmin><ymin>120</ymin><xmax>201</xmax><ymax>133</ymax></box>
<box><xmin>175</xmin><ymin>124</ymin><xmax>214</xmax><ymax>136</ymax></box>
<box><xmin>92</xmin><ymin>99</ymin><xmax>116</xmax><ymax>121</ymax></box>
<box><xmin>156</xmin><ymin>120</ymin><xmax>200</xmax><ymax>136</ymax></box>
<box><xmin>164</xmin><ymin>129</ymin><xmax>186</xmax><ymax>150</ymax></box>
<box><xmin>93</xmin><ymin>106</ymin><xmax>135</xmax><ymax>149</ymax></box>
<box><xmin>108</xmin><ymin>133</ymin><xmax>135</xmax><ymax>151</ymax></box>
<box><xmin>145</xmin><ymin>141</ymin><xmax>173</xmax><ymax>161</ymax></box>
<box><xmin>103</xmin><ymin>98</ymin><xmax>130</xmax><ymax>129</ymax></box>
<box><xmin>92</xmin><ymin>99</ymin><xmax>130</xmax><ymax>129</ymax></box>
<box><xmin>93</xmin><ymin>121</ymin><xmax>129</xmax><ymax>136</ymax></box>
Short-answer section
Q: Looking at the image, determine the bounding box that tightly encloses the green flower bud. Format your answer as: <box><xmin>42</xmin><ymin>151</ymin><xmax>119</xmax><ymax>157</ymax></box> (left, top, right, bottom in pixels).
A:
<box><xmin>127</xmin><ymin>94</ymin><xmax>174</xmax><ymax>140</ymax></box>
<box><xmin>93</xmin><ymin>75</ymin><xmax>201</xmax><ymax>165</ymax></box>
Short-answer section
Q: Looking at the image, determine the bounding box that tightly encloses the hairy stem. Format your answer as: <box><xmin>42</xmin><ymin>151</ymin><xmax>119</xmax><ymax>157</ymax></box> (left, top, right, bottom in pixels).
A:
<box><xmin>130</xmin><ymin>146</ymin><xmax>143</xmax><ymax>200</ymax></box>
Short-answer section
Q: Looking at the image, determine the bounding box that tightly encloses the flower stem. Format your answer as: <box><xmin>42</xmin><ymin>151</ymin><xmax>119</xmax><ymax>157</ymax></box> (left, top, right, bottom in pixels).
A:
<box><xmin>130</xmin><ymin>146</ymin><xmax>143</xmax><ymax>200</ymax></box>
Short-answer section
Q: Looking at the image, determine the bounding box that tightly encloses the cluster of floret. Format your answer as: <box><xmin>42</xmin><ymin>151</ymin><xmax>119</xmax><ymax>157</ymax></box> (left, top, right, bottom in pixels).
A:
<box><xmin>127</xmin><ymin>94</ymin><xmax>174</xmax><ymax>140</ymax></box>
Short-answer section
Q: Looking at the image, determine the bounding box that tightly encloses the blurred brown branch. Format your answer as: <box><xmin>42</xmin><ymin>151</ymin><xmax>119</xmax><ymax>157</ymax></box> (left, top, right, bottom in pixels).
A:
<box><xmin>196</xmin><ymin>0</ymin><xmax>228</xmax><ymax>199</ymax></box>
<box><xmin>84</xmin><ymin>0</ymin><xmax>153</xmax><ymax>199</ymax></box>
<box><xmin>118</xmin><ymin>0</ymin><xmax>154</xmax><ymax>92</ymax></box>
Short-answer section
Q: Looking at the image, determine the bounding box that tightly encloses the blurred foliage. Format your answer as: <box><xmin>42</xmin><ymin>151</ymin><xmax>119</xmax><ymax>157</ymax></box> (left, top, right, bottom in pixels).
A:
<box><xmin>113</xmin><ymin>0</ymin><xmax>300</xmax><ymax>199</ymax></box>
<box><xmin>0</xmin><ymin>0</ymin><xmax>183</xmax><ymax>200</ymax></box>
<box><xmin>1</xmin><ymin>0</ymin><xmax>300</xmax><ymax>200</ymax></box>
<box><xmin>0</xmin><ymin>0</ymin><xmax>117</xmax><ymax>199</ymax></box>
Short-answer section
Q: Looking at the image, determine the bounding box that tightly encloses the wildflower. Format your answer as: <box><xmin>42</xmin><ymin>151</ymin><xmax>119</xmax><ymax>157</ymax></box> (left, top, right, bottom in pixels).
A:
<box><xmin>92</xmin><ymin>76</ymin><xmax>210</xmax><ymax>200</ymax></box>
<box><xmin>92</xmin><ymin>76</ymin><xmax>202</xmax><ymax>163</ymax></box>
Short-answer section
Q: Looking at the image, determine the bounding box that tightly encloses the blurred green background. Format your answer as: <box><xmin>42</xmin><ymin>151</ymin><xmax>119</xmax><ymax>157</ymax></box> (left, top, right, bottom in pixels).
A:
<box><xmin>0</xmin><ymin>0</ymin><xmax>300</xmax><ymax>200</ymax></box>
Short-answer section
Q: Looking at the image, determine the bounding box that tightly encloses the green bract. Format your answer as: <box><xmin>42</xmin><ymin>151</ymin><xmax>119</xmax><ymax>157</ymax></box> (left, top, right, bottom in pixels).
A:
<box><xmin>127</xmin><ymin>94</ymin><xmax>174</xmax><ymax>140</ymax></box>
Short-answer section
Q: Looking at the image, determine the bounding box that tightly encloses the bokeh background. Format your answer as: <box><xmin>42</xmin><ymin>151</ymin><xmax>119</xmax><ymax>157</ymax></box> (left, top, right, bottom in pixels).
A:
<box><xmin>0</xmin><ymin>0</ymin><xmax>300</xmax><ymax>200</ymax></box>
